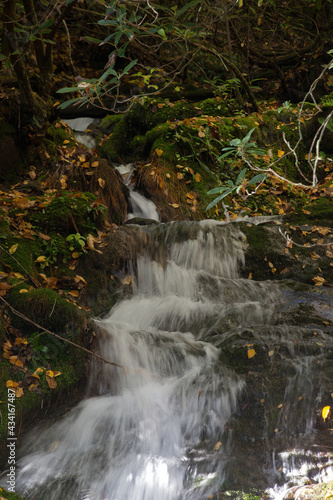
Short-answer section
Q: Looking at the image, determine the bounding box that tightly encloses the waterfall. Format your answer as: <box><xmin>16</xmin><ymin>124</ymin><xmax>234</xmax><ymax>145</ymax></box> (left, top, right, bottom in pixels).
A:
<box><xmin>2</xmin><ymin>220</ymin><xmax>332</xmax><ymax>499</ymax></box>
<box><xmin>8</xmin><ymin>220</ymin><xmax>271</xmax><ymax>500</ymax></box>
<box><xmin>115</xmin><ymin>163</ymin><xmax>159</xmax><ymax>221</ymax></box>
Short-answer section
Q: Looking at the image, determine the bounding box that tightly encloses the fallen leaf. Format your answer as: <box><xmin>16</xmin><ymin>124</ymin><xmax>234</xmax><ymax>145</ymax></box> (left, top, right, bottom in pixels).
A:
<box><xmin>35</xmin><ymin>255</ymin><xmax>47</xmax><ymax>263</ymax></box>
<box><xmin>277</xmin><ymin>150</ymin><xmax>285</xmax><ymax>157</ymax></box>
<box><xmin>9</xmin><ymin>244</ymin><xmax>18</xmax><ymax>254</ymax></box>
<box><xmin>268</xmin><ymin>350</ymin><xmax>274</xmax><ymax>357</ymax></box>
<box><xmin>155</xmin><ymin>148</ymin><xmax>163</xmax><ymax>156</ymax></box>
<box><xmin>38</xmin><ymin>232</ymin><xmax>51</xmax><ymax>241</ymax></box>
<box><xmin>247</xmin><ymin>348</ymin><xmax>256</xmax><ymax>359</ymax></box>
<box><xmin>91</xmin><ymin>161</ymin><xmax>99</xmax><ymax>168</ymax></box>
<box><xmin>312</xmin><ymin>275</ymin><xmax>327</xmax><ymax>286</ymax></box>
<box><xmin>322</xmin><ymin>406</ymin><xmax>331</xmax><ymax>421</ymax></box>
<box><xmin>46</xmin><ymin>375</ymin><xmax>57</xmax><ymax>389</ymax></box>
<box><xmin>177</xmin><ymin>172</ymin><xmax>184</xmax><ymax>180</ymax></box>
<box><xmin>214</xmin><ymin>441</ymin><xmax>222</xmax><ymax>451</ymax></box>
<box><xmin>68</xmin><ymin>290</ymin><xmax>79</xmax><ymax>297</ymax></box>
<box><xmin>87</xmin><ymin>234</ymin><xmax>95</xmax><ymax>250</ymax></box>
<box><xmin>195</xmin><ymin>172</ymin><xmax>202</xmax><ymax>182</ymax></box>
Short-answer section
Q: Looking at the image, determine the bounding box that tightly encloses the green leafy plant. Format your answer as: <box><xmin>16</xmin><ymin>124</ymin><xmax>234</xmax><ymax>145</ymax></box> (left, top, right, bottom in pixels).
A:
<box><xmin>218</xmin><ymin>127</ymin><xmax>265</xmax><ymax>160</ymax></box>
<box><xmin>66</xmin><ymin>233</ymin><xmax>86</xmax><ymax>255</ymax></box>
<box><xmin>206</xmin><ymin>168</ymin><xmax>266</xmax><ymax>210</ymax></box>
<box><xmin>277</xmin><ymin>100</ymin><xmax>292</xmax><ymax>113</ymax></box>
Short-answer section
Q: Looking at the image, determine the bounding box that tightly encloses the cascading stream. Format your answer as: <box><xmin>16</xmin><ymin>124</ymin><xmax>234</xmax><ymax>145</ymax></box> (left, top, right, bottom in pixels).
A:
<box><xmin>2</xmin><ymin>220</ymin><xmax>332</xmax><ymax>499</ymax></box>
<box><xmin>9</xmin><ymin>220</ymin><xmax>276</xmax><ymax>500</ymax></box>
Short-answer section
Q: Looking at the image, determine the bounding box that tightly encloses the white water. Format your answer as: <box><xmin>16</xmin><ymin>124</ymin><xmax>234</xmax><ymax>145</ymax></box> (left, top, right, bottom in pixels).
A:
<box><xmin>10</xmin><ymin>220</ymin><xmax>281</xmax><ymax>500</ymax></box>
<box><xmin>115</xmin><ymin>163</ymin><xmax>160</xmax><ymax>221</ymax></box>
<box><xmin>3</xmin><ymin>220</ymin><xmax>332</xmax><ymax>499</ymax></box>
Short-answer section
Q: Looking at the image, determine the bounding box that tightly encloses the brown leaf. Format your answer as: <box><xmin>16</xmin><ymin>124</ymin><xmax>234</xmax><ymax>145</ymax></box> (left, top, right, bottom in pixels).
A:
<box><xmin>98</xmin><ymin>177</ymin><xmax>106</xmax><ymax>189</ymax></box>
<box><xmin>177</xmin><ymin>172</ymin><xmax>184</xmax><ymax>180</ymax></box>
<box><xmin>87</xmin><ymin>234</ymin><xmax>95</xmax><ymax>250</ymax></box>
<box><xmin>46</xmin><ymin>375</ymin><xmax>57</xmax><ymax>389</ymax></box>
<box><xmin>38</xmin><ymin>232</ymin><xmax>51</xmax><ymax>241</ymax></box>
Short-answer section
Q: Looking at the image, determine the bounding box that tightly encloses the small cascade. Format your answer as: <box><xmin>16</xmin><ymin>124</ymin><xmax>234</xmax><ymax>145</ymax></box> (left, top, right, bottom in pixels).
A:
<box><xmin>62</xmin><ymin>117</ymin><xmax>99</xmax><ymax>150</ymax></box>
<box><xmin>1</xmin><ymin>220</ymin><xmax>333</xmax><ymax>499</ymax></box>
<box><xmin>115</xmin><ymin>163</ymin><xmax>159</xmax><ymax>221</ymax></box>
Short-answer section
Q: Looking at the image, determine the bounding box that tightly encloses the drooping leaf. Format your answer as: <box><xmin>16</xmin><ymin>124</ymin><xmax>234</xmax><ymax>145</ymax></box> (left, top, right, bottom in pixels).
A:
<box><xmin>322</xmin><ymin>406</ymin><xmax>331</xmax><ymax>420</ymax></box>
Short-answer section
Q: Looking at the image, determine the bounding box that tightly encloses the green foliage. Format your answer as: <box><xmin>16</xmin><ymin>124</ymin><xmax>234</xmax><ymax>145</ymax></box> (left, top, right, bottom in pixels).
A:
<box><xmin>218</xmin><ymin>128</ymin><xmax>265</xmax><ymax>160</ymax></box>
<box><xmin>66</xmin><ymin>233</ymin><xmax>87</xmax><ymax>254</ymax></box>
<box><xmin>206</xmin><ymin>168</ymin><xmax>266</xmax><ymax>210</ymax></box>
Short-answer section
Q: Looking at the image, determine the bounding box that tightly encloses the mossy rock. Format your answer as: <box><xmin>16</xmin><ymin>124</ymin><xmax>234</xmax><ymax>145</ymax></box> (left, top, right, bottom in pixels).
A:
<box><xmin>0</xmin><ymin>489</ymin><xmax>23</xmax><ymax>500</ymax></box>
<box><xmin>7</xmin><ymin>286</ymin><xmax>86</xmax><ymax>335</ymax></box>
<box><xmin>27</xmin><ymin>191</ymin><xmax>105</xmax><ymax>235</ymax></box>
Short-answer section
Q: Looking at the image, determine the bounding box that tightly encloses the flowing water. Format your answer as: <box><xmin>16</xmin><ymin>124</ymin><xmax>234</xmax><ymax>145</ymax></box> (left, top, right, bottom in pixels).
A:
<box><xmin>2</xmin><ymin>220</ymin><xmax>333</xmax><ymax>499</ymax></box>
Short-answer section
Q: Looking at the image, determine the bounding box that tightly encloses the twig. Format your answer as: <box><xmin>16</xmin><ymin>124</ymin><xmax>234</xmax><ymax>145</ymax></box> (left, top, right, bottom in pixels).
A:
<box><xmin>0</xmin><ymin>244</ymin><xmax>40</xmax><ymax>288</ymax></box>
<box><xmin>279</xmin><ymin>227</ymin><xmax>333</xmax><ymax>248</ymax></box>
<box><xmin>0</xmin><ymin>295</ymin><xmax>126</xmax><ymax>370</ymax></box>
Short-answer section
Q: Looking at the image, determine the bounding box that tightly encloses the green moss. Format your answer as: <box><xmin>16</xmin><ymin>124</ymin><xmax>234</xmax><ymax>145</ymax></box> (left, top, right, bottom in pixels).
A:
<box><xmin>99</xmin><ymin>114</ymin><xmax>123</xmax><ymax>134</ymax></box>
<box><xmin>27</xmin><ymin>192</ymin><xmax>105</xmax><ymax>235</ymax></box>
<box><xmin>46</xmin><ymin>121</ymin><xmax>75</xmax><ymax>147</ymax></box>
<box><xmin>1</xmin><ymin>238</ymin><xmax>39</xmax><ymax>278</ymax></box>
<box><xmin>0</xmin><ymin>488</ymin><xmax>23</xmax><ymax>500</ymax></box>
<box><xmin>8</xmin><ymin>286</ymin><xmax>85</xmax><ymax>334</ymax></box>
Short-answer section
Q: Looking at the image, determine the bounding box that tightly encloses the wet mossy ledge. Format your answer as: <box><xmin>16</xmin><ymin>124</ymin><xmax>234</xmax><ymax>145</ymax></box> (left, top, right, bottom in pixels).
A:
<box><xmin>0</xmin><ymin>488</ymin><xmax>23</xmax><ymax>500</ymax></box>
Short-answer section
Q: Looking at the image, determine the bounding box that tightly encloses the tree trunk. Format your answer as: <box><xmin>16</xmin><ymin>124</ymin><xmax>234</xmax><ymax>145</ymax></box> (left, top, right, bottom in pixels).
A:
<box><xmin>3</xmin><ymin>0</ymin><xmax>48</xmax><ymax>131</ymax></box>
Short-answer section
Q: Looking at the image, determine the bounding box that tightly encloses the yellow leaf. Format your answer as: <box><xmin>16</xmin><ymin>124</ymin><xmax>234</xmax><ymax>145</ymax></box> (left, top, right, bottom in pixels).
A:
<box><xmin>6</xmin><ymin>380</ymin><xmax>18</xmax><ymax>388</ymax></box>
<box><xmin>188</xmin><ymin>167</ymin><xmax>194</xmax><ymax>175</ymax></box>
<box><xmin>268</xmin><ymin>350</ymin><xmax>274</xmax><ymax>357</ymax></box>
<box><xmin>72</xmin><ymin>251</ymin><xmax>80</xmax><ymax>259</ymax></box>
<box><xmin>19</xmin><ymin>288</ymin><xmax>29</xmax><ymax>293</ymax></box>
<box><xmin>155</xmin><ymin>148</ymin><xmax>163</xmax><ymax>156</ymax></box>
<box><xmin>63</xmin><ymin>140</ymin><xmax>70</xmax><ymax>144</ymax></box>
<box><xmin>278</xmin><ymin>150</ymin><xmax>285</xmax><ymax>158</ymax></box>
<box><xmin>322</xmin><ymin>406</ymin><xmax>331</xmax><ymax>421</ymax></box>
<box><xmin>9</xmin><ymin>244</ymin><xmax>18</xmax><ymax>254</ymax></box>
<box><xmin>35</xmin><ymin>255</ymin><xmax>47</xmax><ymax>263</ymax></box>
<box><xmin>277</xmin><ymin>403</ymin><xmax>283</xmax><ymax>409</ymax></box>
<box><xmin>166</xmin><ymin>173</ymin><xmax>171</xmax><ymax>178</ymax></box>
<box><xmin>260</xmin><ymin>398</ymin><xmax>264</xmax><ymax>403</ymax></box>
<box><xmin>122</xmin><ymin>275</ymin><xmax>132</xmax><ymax>286</ymax></box>
<box><xmin>195</xmin><ymin>173</ymin><xmax>202</xmax><ymax>182</ymax></box>
<box><xmin>214</xmin><ymin>441</ymin><xmax>222</xmax><ymax>451</ymax></box>
<box><xmin>171</xmin><ymin>203</ymin><xmax>180</xmax><ymax>208</ymax></box>
<box><xmin>46</xmin><ymin>370</ymin><xmax>54</xmax><ymax>378</ymax></box>
<box><xmin>198</xmin><ymin>130</ymin><xmax>205</xmax><ymax>138</ymax></box>
<box><xmin>312</xmin><ymin>275</ymin><xmax>327</xmax><ymax>286</ymax></box>
<box><xmin>68</xmin><ymin>290</ymin><xmax>79</xmax><ymax>297</ymax></box>
<box><xmin>91</xmin><ymin>161</ymin><xmax>99</xmax><ymax>168</ymax></box>
<box><xmin>247</xmin><ymin>348</ymin><xmax>255</xmax><ymax>359</ymax></box>
<box><xmin>176</xmin><ymin>164</ymin><xmax>185</xmax><ymax>169</ymax></box>
<box><xmin>82</xmin><ymin>162</ymin><xmax>90</xmax><ymax>168</ymax></box>
<box><xmin>15</xmin><ymin>387</ymin><xmax>24</xmax><ymax>398</ymax></box>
